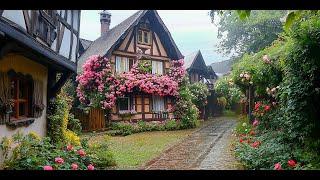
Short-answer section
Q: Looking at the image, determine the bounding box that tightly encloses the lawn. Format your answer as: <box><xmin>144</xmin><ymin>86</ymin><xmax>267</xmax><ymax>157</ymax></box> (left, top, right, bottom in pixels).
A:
<box><xmin>85</xmin><ymin>120</ymin><xmax>210</xmax><ymax>169</ymax></box>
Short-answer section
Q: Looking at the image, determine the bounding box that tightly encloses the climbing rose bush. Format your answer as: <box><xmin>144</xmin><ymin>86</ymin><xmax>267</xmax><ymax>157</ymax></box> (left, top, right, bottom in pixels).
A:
<box><xmin>76</xmin><ymin>55</ymin><xmax>120</xmax><ymax>109</ymax></box>
<box><xmin>76</xmin><ymin>55</ymin><xmax>186</xmax><ymax>110</ymax></box>
<box><xmin>118</xmin><ymin>61</ymin><xmax>181</xmax><ymax>97</ymax></box>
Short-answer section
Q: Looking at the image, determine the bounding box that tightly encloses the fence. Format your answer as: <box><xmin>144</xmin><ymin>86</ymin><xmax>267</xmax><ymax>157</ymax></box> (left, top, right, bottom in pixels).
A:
<box><xmin>73</xmin><ymin>108</ymin><xmax>106</xmax><ymax>132</ymax></box>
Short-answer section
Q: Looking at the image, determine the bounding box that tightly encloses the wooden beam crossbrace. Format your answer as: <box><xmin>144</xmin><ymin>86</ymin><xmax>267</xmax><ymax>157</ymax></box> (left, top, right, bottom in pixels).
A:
<box><xmin>48</xmin><ymin>71</ymin><xmax>73</xmax><ymax>99</ymax></box>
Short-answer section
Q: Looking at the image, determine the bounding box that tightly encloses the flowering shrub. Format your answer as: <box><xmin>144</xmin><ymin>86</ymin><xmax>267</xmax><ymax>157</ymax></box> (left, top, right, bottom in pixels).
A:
<box><xmin>172</xmin><ymin>77</ymin><xmax>199</xmax><ymax>129</ymax></box>
<box><xmin>188</xmin><ymin>82</ymin><xmax>210</xmax><ymax>109</ymax></box>
<box><xmin>118</xmin><ymin>59</ymin><xmax>185</xmax><ymax>97</ymax></box>
<box><xmin>0</xmin><ymin>132</ymin><xmax>101</xmax><ymax>170</ymax></box>
<box><xmin>47</xmin><ymin>93</ymin><xmax>81</xmax><ymax>146</ymax></box>
<box><xmin>76</xmin><ymin>55</ymin><xmax>119</xmax><ymax>109</ymax></box>
<box><xmin>110</xmin><ymin>119</ymin><xmax>180</xmax><ymax>136</ymax></box>
<box><xmin>76</xmin><ymin>56</ymin><xmax>185</xmax><ymax>110</ymax></box>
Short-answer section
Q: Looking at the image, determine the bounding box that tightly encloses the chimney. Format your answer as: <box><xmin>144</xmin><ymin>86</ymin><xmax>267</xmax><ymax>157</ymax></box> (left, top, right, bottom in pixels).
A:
<box><xmin>100</xmin><ymin>10</ymin><xmax>111</xmax><ymax>36</ymax></box>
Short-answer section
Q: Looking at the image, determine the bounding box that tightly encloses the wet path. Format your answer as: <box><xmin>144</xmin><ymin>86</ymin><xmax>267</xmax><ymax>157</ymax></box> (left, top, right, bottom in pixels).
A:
<box><xmin>142</xmin><ymin>117</ymin><xmax>241</xmax><ymax>170</ymax></box>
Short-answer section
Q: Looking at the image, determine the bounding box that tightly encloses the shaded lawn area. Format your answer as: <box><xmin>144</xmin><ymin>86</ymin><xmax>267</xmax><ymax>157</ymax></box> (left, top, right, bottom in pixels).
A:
<box><xmin>86</xmin><ymin>120</ymin><xmax>211</xmax><ymax>169</ymax></box>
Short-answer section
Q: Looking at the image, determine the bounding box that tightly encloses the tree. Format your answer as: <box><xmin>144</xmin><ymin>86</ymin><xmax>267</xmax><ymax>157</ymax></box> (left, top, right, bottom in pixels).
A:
<box><xmin>210</xmin><ymin>10</ymin><xmax>287</xmax><ymax>57</ymax></box>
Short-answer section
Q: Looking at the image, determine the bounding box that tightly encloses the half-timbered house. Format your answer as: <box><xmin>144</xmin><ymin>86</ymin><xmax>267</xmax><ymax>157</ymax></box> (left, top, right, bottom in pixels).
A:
<box><xmin>77</xmin><ymin>10</ymin><xmax>183</xmax><ymax>126</ymax></box>
<box><xmin>184</xmin><ymin>50</ymin><xmax>218</xmax><ymax>119</ymax></box>
<box><xmin>0</xmin><ymin>10</ymin><xmax>81</xmax><ymax>139</ymax></box>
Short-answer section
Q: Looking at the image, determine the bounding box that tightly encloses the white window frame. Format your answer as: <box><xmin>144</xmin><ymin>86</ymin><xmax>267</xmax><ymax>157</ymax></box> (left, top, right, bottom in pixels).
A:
<box><xmin>152</xmin><ymin>60</ymin><xmax>163</xmax><ymax>75</ymax></box>
<box><xmin>115</xmin><ymin>56</ymin><xmax>129</xmax><ymax>73</ymax></box>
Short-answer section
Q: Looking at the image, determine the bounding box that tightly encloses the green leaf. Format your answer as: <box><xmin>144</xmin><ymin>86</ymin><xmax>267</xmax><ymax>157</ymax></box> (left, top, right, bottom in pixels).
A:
<box><xmin>237</xmin><ymin>10</ymin><xmax>251</xmax><ymax>20</ymax></box>
<box><xmin>284</xmin><ymin>11</ymin><xmax>296</xmax><ymax>30</ymax></box>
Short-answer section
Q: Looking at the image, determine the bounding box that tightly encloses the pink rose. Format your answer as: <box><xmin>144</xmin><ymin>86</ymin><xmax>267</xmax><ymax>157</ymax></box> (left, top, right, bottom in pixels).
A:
<box><xmin>274</xmin><ymin>163</ymin><xmax>282</xmax><ymax>170</ymax></box>
<box><xmin>43</xmin><ymin>165</ymin><xmax>53</xmax><ymax>170</ymax></box>
<box><xmin>253</xmin><ymin>119</ymin><xmax>259</xmax><ymax>127</ymax></box>
<box><xmin>55</xmin><ymin>157</ymin><xmax>64</xmax><ymax>164</ymax></box>
<box><xmin>288</xmin><ymin>159</ymin><xmax>297</xmax><ymax>168</ymax></box>
<box><xmin>87</xmin><ymin>164</ymin><xmax>95</xmax><ymax>170</ymax></box>
<box><xmin>66</xmin><ymin>144</ymin><xmax>73</xmax><ymax>151</ymax></box>
<box><xmin>77</xmin><ymin>149</ymin><xmax>86</xmax><ymax>157</ymax></box>
<box><xmin>71</xmin><ymin>163</ymin><xmax>78</xmax><ymax>170</ymax></box>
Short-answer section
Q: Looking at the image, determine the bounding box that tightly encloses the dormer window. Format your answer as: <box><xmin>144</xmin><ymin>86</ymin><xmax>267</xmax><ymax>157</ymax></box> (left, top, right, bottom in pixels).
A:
<box><xmin>138</xmin><ymin>29</ymin><xmax>151</xmax><ymax>45</ymax></box>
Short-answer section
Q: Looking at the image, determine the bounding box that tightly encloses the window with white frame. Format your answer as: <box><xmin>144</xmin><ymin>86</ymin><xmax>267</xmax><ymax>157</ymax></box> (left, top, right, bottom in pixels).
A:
<box><xmin>152</xmin><ymin>61</ymin><xmax>163</xmax><ymax>75</ymax></box>
<box><xmin>118</xmin><ymin>97</ymin><xmax>130</xmax><ymax>111</ymax></box>
<box><xmin>152</xmin><ymin>95</ymin><xmax>165</xmax><ymax>112</ymax></box>
<box><xmin>115</xmin><ymin>56</ymin><xmax>129</xmax><ymax>73</ymax></box>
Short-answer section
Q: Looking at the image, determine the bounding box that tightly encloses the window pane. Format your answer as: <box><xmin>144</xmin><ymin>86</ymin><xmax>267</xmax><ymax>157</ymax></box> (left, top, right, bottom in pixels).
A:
<box><xmin>144</xmin><ymin>31</ymin><xmax>149</xmax><ymax>43</ymax></box>
<box><xmin>19</xmin><ymin>80</ymin><xmax>27</xmax><ymax>99</ymax></box>
<box><xmin>19</xmin><ymin>102</ymin><xmax>26</xmax><ymax>117</ymax></box>
<box><xmin>118</xmin><ymin>98</ymin><xmax>129</xmax><ymax>111</ymax></box>
<box><xmin>138</xmin><ymin>30</ymin><xmax>143</xmax><ymax>42</ymax></box>
<box><xmin>153</xmin><ymin>95</ymin><xmax>164</xmax><ymax>111</ymax></box>
<box><xmin>152</xmin><ymin>61</ymin><xmax>163</xmax><ymax>75</ymax></box>
<box><xmin>10</xmin><ymin>80</ymin><xmax>17</xmax><ymax>99</ymax></box>
<box><xmin>116</xmin><ymin>56</ymin><xmax>121</xmax><ymax>72</ymax></box>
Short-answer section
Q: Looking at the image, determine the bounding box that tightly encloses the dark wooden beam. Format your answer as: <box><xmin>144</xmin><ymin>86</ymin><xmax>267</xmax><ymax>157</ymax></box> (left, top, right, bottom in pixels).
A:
<box><xmin>124</xmin><ymin>31</ymin><xmax>134</xmax><ymax>52</ymax></box>
<box><xmin>0</xmin><ymin>19</ymin><xmax>76</xmax><ymax>72</ymax></box>
<box><xmin>49</xmin><ymin>71</ymin><xmax>72</xmax><ymax>99</ymax></box>
<box><xmin>23</xmin><ymin>10</ymin><xmax>31</xmax><ymax>34</ymax></box>
<box><xmin>153</xmin><ymin>32</ymin><xmax>162</xmax><ymax>56</ymax></box>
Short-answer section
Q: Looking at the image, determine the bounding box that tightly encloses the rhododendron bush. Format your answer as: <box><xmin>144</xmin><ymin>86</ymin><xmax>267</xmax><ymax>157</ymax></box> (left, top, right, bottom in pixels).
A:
<box><xmin>76</xmin><ymin>55</ymin><xmax>186</xmax><ymax>110</ymax></box>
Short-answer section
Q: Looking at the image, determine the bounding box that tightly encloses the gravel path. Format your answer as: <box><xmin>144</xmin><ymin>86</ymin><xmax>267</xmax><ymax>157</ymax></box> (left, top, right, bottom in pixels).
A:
<box><xmin>142</xmin><ymin>116</ymin><xmax>243</xmax><ymax>170</ymax></box>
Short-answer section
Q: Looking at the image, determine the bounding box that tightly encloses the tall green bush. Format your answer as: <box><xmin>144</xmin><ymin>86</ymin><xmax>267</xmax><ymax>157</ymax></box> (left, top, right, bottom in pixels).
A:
<box><xmin>173</xmin><ymin>77</ymin><xmax>199</xmax><ymax>129</ymax></box>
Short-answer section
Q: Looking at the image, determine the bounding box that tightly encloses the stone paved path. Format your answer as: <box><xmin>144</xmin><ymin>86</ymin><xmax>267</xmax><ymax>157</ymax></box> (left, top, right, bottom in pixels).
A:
<box><xmin>142</xmin><ymin>117</ymin><xmax>242</xmax><ymax>170</ymax></box>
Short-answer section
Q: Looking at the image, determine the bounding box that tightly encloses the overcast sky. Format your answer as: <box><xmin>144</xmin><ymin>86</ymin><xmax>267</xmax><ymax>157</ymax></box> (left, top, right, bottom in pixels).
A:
<box><xmin>80</xmin><ymin>10</ymin><xmax>229</xmax><ymax>65</ymax></box>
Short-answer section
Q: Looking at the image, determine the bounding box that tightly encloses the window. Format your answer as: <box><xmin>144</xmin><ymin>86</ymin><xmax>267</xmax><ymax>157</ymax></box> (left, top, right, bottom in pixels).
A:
<box><xmin>138</xmin><ymin>29</ymin><xmax>151</xmax><ymax>45</ymax></box>
<box><xmin>35</xmin><ymin>10</ymin><xmax>57</xmax><ymax>46</ymax></box>
<box><xmin>115</xmin><ymin>56</ymin><xmax>129</xmax><ymax>73</ymax></box>
<box><xmin>10</xmin><ymin>77</ymin><xmax>33</xmax><ymax>120</ymax></box>
<box><xmin>152</xmin><ymin>61</ymin><xmax>163</xmax><ymax>75</ymax></box>
<box><xmin>118</xmin><ymin>97</ymin><xmax>130</xmax><ymax>111</ymax></box>
<box><xmin>152</xmin><ymin>95</ymin><xmax>165</xmax><ymax>112</ymax></box>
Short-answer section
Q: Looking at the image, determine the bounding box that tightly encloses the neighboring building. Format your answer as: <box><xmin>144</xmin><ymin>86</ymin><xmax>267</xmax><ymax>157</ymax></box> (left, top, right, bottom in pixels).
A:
<box><xmin>210</xmin><ymin>59</ymin><xmax>233</xmax><ymax>77</ymax></box>
<box><xmin>184</xmin><ymin>50</ymin><xmax>218</xmax><ymax>119</ymax></box>
<box><xmin>78</xmin><ymin>38</ymin><xmax>92</xmax><ymax>57</ymax></box>
<box><xmin>77</xmin><ymin>10</ymin><xmax>183</xmax><ymax>123</ymax></box>
<box><xmin>0</xmin><ymin>10</ymin><xmax>81</xmax><ymax>139</ymax></box>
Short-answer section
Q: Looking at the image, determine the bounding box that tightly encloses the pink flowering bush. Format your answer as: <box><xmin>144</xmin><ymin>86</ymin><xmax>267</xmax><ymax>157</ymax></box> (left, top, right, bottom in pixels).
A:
<box><xmin>76</xmin><ymin>56</ymin><xmax>186</xmax><ymax>110</ymax></box>
<box><xmin>0</xmin><ymin>132</ymin><xmax>116</xmax><ymax>170</ymax></box>
<box><xmin>76</xmin><ymin>55</ymin><xmax>120</xmax><ymax>109</ymax></box>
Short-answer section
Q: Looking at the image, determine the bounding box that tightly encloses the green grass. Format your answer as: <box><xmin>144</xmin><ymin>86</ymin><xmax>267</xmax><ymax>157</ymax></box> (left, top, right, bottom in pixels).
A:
<box><xmin>223</xmin><ymin>110</ymin><xmax>237</xmax><ymax>117</ymax></box>
<box><xmin>86</xmin><ymin>125</ymin><xmax>206</xmax><ymax>169</ymax></box>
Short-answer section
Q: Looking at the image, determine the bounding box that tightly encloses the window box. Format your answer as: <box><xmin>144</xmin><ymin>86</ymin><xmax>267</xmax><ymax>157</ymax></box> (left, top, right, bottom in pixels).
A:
<box><xmin>6</xmin><ymin>118</ymin><xmax>35</xmax><ymax>129</ymax></box>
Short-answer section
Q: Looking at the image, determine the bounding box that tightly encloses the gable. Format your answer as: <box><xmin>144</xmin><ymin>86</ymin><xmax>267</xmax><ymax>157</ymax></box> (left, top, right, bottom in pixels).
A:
<box><xmin>78</xmin><ymin>10</ymin><xmax>183</xmax><ymax>73</ymax></box>
<box><xmin>192</xmin><ymin>52</ymin><xmax>207</xmax><ymax>71</ymax></box>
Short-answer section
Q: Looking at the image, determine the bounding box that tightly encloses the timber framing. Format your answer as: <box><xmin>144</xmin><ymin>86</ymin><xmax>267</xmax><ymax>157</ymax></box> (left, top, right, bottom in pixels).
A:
<box><xmin>0</xmin><ymin>18</ymin><xmax>76</xmax><ymax>72</ymax></box>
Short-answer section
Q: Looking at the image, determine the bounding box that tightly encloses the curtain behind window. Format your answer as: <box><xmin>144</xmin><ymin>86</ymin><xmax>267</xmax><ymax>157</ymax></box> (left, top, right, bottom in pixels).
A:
<box><xmin>152</xmin><ymin>95</ymin><xmax>164</xmax><ymax>112</ymax></box>
<box><xmin>116</xmin><ymin>56</ymin><xmax>129</xmax><ymax>73</ymax></box>
<box><xmin>152</xmin><ymin>61</ymin><xmax>163</xmax><ymax>75</ymax></box>
<box><xmin>33</xmin><ymin>79</ymin><xmax>44</xmax><ymax>118</ymax></box>
<box><xmin>0</xmin><ymin>72</ymin><xmax>11</xmax><ymax>123</ymax></box>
